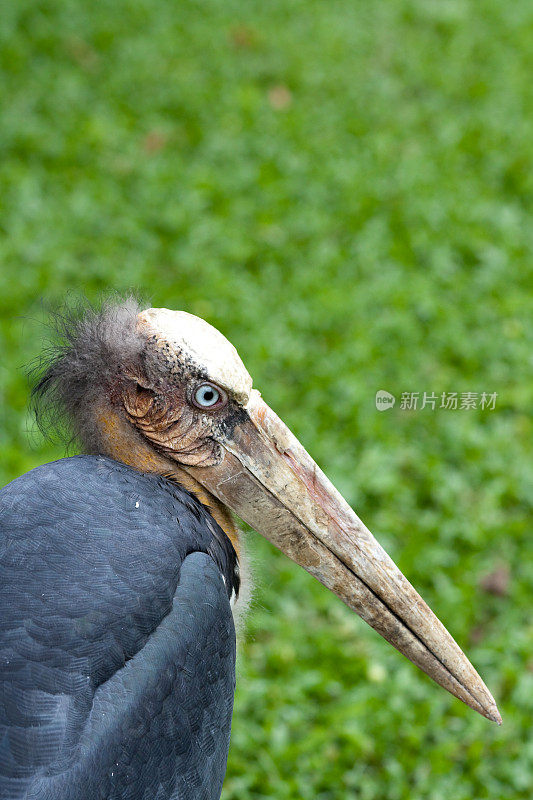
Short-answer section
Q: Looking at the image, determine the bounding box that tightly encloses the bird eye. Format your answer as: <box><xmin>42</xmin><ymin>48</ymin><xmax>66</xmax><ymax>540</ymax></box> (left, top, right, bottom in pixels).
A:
<box><xmin>193</xmin><ymin>382</ymin><xmax>225</xmax><ymax>410</ymax></box>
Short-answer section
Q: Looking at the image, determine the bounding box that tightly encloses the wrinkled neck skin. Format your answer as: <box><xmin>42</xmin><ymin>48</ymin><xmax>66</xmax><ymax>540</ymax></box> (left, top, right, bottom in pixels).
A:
<box><xmin>92</xmin><ymin>404</ymin><xmax>241</xmax><ymax>556</ymax></box>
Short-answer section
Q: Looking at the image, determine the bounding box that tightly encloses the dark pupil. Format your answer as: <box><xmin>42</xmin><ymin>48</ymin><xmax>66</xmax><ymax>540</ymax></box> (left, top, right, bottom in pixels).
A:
<box><xmin>203</xmin><ymin>388</ymin><xmax>215</xmax><ymax>402</ymax></box>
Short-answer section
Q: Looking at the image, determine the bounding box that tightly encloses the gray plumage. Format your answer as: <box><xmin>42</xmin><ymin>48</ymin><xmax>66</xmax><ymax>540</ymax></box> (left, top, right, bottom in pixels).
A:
<box><xmin>0</xmin><ymin>455</ymin><xmax>238</xmax><ymax>800</ymax></box>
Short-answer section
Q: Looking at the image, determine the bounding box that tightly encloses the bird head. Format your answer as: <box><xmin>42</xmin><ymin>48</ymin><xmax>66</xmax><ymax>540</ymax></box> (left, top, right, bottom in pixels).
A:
<box><xmin>32</xmin><ymin>299</ymin><xmax>501</xmax><ymax>724</ymax></box>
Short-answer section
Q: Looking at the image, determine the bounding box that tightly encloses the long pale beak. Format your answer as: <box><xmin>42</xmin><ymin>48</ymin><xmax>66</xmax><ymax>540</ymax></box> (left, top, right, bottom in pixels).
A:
<box><xmin>187</xmin><ymin>390</ymin><xmax>501</xmax><ymax>723</ymax></box>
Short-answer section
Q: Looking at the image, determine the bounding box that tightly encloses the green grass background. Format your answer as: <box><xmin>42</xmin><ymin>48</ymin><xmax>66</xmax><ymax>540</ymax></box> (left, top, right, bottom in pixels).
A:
<box><xmin>1</xmin><ymin>1</ymin><xmax>532</xmax><ymax>797</ymax></box>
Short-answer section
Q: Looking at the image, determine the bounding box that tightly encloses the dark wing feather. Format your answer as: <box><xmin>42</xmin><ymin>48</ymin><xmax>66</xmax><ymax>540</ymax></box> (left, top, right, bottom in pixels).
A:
<box><xmin>0</xmin><ymin>456</ymin><xmax>237</xmax><ymax>800</ymax></box>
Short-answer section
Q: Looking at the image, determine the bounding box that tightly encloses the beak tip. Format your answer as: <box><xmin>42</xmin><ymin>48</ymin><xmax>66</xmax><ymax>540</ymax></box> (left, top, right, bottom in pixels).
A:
<box><xmin>478</xmin><ymin>697</ymin><xmax>502</xmax><ymax>725</ymax></box>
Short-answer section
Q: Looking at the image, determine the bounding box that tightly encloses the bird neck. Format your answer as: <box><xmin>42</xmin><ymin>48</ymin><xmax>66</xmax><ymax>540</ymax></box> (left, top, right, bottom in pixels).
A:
<box><xmin>92</xmin><ymin>405</ymin><xmax>241</xmax><ymax>556</ymax></box>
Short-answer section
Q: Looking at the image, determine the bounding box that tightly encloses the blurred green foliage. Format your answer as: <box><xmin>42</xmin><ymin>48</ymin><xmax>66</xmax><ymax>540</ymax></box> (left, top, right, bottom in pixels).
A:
<box><xmin>1</xmin><ymin>1</ymin><xmax>532</xmax><ymax>797</ymax></box>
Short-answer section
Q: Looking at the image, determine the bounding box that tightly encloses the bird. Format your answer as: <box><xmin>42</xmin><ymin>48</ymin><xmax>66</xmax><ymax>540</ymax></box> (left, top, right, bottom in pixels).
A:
<box><xmin>0</xmin><ymin>299</ymin><xmax>501</xmax><ymax>800</ymax></box>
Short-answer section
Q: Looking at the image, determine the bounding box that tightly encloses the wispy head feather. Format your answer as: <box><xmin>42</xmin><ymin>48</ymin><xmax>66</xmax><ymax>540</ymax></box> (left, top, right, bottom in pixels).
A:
<box><xmin>30</xmin><ymin>295</ymin><xmax>144</xmax><ymax>453</ymax></box>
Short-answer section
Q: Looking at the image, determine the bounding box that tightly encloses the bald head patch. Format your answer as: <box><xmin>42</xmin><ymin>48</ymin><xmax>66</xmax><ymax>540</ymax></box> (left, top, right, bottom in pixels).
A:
<box><xmin>138</xmin><ymin>308</ymin><xmax>253</xmax><ymax>404</ymax></box>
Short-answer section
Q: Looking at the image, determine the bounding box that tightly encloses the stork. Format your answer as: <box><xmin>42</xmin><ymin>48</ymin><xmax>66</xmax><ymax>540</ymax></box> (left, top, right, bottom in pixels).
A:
<box><xmin>0</xmin><ymin>300</ymin><xmax>500</xmax><ymax>800</ymax></box>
